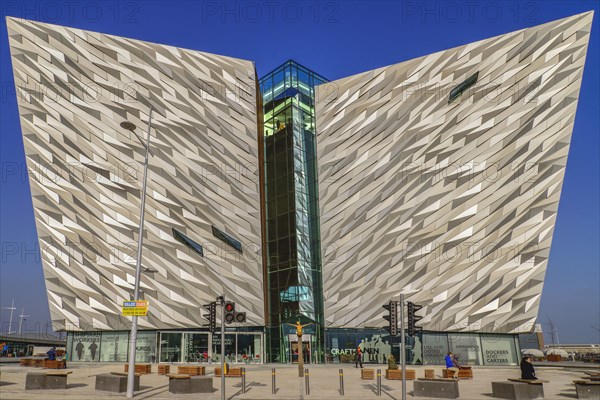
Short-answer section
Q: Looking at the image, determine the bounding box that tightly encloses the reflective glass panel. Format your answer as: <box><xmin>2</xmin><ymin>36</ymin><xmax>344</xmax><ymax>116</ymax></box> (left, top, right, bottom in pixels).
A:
<box><xmin>481</xmin><ymin>334</ymin><xmax>519</xmax><ymax>366</ymax></box>
<box><xmin>423</xmin><ymin>332</ymin><xmax>449</xmax><ymax>365</ymax></box>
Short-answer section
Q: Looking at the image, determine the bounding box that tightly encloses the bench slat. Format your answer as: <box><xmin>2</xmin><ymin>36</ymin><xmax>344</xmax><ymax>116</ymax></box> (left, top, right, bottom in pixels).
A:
<box><xmin>508</xmin><ymin>378</ymin><xmax>548</xmax><ymax>384</ymax></box>
<box><xmin>167</xmin><ymin>374</ymin><xmax>191</xmax><ymax>379</ymax></box>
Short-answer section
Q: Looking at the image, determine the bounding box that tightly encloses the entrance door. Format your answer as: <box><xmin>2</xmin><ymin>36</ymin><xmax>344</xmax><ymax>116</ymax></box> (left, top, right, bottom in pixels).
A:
<box><xmin>159</xmin><ymin>332</ymin><xmax>182</xmax><ymax>363</ymax></box>
<box><xmin>290</xmin><ymin>341</ymin><xmax>311</xmax><ymax>364</ymax></box>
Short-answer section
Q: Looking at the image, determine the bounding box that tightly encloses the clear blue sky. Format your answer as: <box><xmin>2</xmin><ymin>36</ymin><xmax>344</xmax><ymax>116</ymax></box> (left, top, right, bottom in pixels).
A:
<box><xmin>1</xmin><ymin>1</ymin><xmax>598</xmax><ymax>344</ymax></box>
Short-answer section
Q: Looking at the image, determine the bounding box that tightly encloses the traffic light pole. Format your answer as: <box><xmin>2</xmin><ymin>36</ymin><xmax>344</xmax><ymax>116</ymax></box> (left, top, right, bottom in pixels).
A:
<box><xmin>219</xmin><ymin>296</ymin><xmax>225</xmax><ymax>400</ymax></box>
<box><xmin>400</xmin><ymin>293</ymin><xmax>406</xmax><ymax>400</ymax></box>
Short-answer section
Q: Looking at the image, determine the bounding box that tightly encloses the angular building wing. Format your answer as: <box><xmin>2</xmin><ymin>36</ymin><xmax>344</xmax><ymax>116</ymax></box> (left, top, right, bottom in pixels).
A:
<box><xmin>316</xmin><ymin>12</ymin><xmax>592</xmax><ymax>333</ymax></box>
<box><xmin>7</xmin><ymin>17</ymin><xmax>264</xmax><ymax>331</ymax></box>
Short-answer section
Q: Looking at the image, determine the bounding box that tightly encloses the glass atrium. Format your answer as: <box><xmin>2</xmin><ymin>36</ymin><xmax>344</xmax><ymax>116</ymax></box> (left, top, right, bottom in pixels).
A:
<box><xmin>259</xmin><ymin>60</ymin><xmax>328</xmax><ymax>363</ymax></box>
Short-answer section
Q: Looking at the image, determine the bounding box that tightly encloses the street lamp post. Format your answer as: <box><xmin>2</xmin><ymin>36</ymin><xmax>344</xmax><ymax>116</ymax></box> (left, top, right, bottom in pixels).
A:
<box><xmin>18</xmin><ymin>308</ymin><xmax>29</xmax><ymax>334</ymax></box>
<box><xmin>121</xmin><ymin>107</ymin><xmax>153</xmax><ymax>398</ymax></box>
<box><xmin>1</xmin><ymin>299</ymin><xmax>16</xmax><ymax>335</ymax></box>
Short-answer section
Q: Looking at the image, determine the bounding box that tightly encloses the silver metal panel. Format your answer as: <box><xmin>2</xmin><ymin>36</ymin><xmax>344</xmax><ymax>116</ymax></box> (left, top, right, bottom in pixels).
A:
<box><xmin>316</xmin><ymin>13</ymin><xmax>593</xmax><ymax>333</ymax></box>
<box><xmin>7</xmin><ymin>17</ymin><xmax>264</xmax><ymax>330</ymax></box>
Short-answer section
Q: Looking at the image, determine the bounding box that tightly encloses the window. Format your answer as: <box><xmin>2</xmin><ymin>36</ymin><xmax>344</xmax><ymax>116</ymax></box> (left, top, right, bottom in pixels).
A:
<box><xmin>212</xmin><ymin>226</ymin><xmax>243</xmax><ymax>253</ymax></box>
<box><xmin>448</xmin><ymin>71</ymin><xmax>479</xmax><ymax>103</ymax></box>
<box><xmin>172</xmin><ymin>228</ymin><xmax>204</xmax><ymax>256</ymax></box>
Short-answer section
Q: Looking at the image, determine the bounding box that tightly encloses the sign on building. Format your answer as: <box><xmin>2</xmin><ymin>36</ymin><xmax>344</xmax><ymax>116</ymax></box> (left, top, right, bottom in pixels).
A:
<box><xmin>122</xmin><ymin>301</ymin><xmax>149</xmax><ymax>316</ymax></box>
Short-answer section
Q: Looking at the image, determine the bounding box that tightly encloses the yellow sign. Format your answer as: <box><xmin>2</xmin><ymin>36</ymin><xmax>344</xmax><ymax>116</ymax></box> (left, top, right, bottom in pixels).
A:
<box><xmin>122</xmin><ymin>301</ymin><xmax>149</xmax><ymax>316</ymax></box>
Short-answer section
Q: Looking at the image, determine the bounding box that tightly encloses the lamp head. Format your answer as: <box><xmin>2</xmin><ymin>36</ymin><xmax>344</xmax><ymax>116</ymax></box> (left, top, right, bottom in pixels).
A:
<box><xmin>120</xmin><ymin>121</ymin><xmax>137</xmax><ymax>131</ymax></box>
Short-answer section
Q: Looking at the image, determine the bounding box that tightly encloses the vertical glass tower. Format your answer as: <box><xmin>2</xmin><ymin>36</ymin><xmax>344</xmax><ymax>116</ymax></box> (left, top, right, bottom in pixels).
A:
<box><xmin>259</xmin><ymin>61</ymin><xmax>328</xmax><ymax>363</ymax></box>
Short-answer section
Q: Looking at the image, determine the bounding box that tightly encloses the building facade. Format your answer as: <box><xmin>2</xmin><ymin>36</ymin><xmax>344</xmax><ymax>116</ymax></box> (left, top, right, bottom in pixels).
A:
<box><xmin>7</xmin><ymin>12</ymin><xmax>593</xmax><ymax>365</ymax></box>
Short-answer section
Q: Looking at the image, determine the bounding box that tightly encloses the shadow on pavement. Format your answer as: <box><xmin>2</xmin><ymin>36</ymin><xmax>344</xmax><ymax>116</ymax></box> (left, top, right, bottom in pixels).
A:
<box><xmin>361</xmin><ymin>383</ymin><xmax>377</xmax><ymax>395</ymax></box>
<box><xmin>557</xmin><ymin>392</ymin><xmax>578</xmax><ymax>399</ymax></box>
<box><xmin>67</xmin><ymin>383</ymin><xmax>87</xmax><ymax>389</ymax></box>
<box><xmin>135</xmin><ymin>384</ymin><xmax>169</xmax><ymax>399</ymax></box>
<box><xmin>381</xmin><ymin>387</ymin><xmax>398</xmax><ymax>400</ymax></box>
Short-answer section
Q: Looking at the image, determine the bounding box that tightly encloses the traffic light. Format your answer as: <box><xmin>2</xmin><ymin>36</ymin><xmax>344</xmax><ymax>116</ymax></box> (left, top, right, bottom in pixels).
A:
<box><xmin>224</xmin><ymin>301</ymin><xmax>236</xmax><ymax>323</ymax></box>
<box><xmin>383</xmin><ymin>301</ymin><xmax>398</xmax><ymax>336</ymax></box>
<box><xmin>224</xmin><ymin>301</ymin><xmax>247</xmax><ymax>324</ymax></box>
<box><xmin>202</xmin><ymin>302</ymin><xmax>216</xmax><ymax>333</ymax></box>
<box><xmin>235</xmin><ymin>311</ymin><xmax>246</xmax><ymax>323</ymax></box>
<box><xmin>407</xmin><ymin>301</ymin><xmax>423</xmax><ymax>336</ymax></box>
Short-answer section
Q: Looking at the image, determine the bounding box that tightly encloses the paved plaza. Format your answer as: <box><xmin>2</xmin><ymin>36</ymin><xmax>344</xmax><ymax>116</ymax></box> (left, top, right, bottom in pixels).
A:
<box><xmin>0</xmin><ymin>362</ymin><xmax>598</xmax><ymax>399</ymax></box>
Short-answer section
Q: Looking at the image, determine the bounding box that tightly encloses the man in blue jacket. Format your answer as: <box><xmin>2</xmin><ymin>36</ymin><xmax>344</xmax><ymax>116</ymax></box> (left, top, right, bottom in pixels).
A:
<box><xmin>445</xmin><ymin>352</ymin><xmax>459</xmax><ymax>379</ymax></box>
<box><xmin>46</xmin><ymin>347</ymin><xmax>56</xmax><ymax>361</ymax></box>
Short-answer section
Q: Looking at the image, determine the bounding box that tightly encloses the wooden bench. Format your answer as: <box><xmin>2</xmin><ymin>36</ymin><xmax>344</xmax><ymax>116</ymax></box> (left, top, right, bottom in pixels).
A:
<box><xmin>26</xmin><ymin>371</ymin><xmax>72</xmax><ymax>390</ymax></box>
<box><xmin>20</xmin><ymin>358</ymin><xmax>31</xmax><ymax>367</ymax></box>
<box><xmin>582</xmin><ymin>375</ymin><xmax>600</xmax><ymax>381</ymax></box>
<box><xmin>124</xmin><ymin>363</ymin><xmax>152</xmax><ymax>374</ymax></box>
<box><xmin>414</xmin><ymin>378</ymin><xmax>459</xmax><ymax>398</ymax></box>
<box><xmin>361</xmin><ymin>368</ymin><xmax>375</xmax><ymax>380</ymax></box>
<box><xmin>96</xmin><ymin>372</ymin><xmax>140</xmax><ymax>393</ymax></box>
<box><xmin>30</xmin><ymin>359</ymin><xmax>46</xmax><ymax>368</ymax></box>
<box><xmin>214</xmin><ymin>367</ymin><xmax>242</xmax><ymax>377</ymax></box>
<box><xmin>508</xmin><ymin>379</ymin><xmax>549</xmax><ymax>384</ymax></box>
<box><xmin>573</xmin><ymin>380</ymin><xmax>600</xmax><ymax>399</ymax></box>
<box><xmin>443</xmin><ymin>367</ymin><xmax>473</xmax><ymax>379</ymax></box>
<box><xmin>491</xmin><ymin>379</ymin><xmax>547</xmax><ymax>399</ymax></box>
<box><xmin>158</xmin><ymin>365</ymin><xmax>170</xmax><ymax>375</ymax></box>
<box><xmin>167</xmin><ymin>374</ymin><xmax>213</xmax><ymax>394</ymax></box>
<box><xmin>386</xmin><ymin>369</ymin><xmax>416</xmax><ymax>380</ymax></box>
<box><xmin>44</xmin><ymin>360</ymin><xmax>66</xmax><ymax>369</ymax></box>
<box><xmin>177</xmin><ymin>366</ymin><xmax>205</xmax><ymax>375</ymax></box>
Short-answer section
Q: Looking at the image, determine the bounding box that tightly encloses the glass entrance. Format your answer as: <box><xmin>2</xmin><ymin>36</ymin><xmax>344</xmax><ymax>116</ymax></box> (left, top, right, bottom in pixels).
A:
<box><xmin>158</xmin><ymin>331</ymin><xmax>263</xmax><ymax>363</ymax></box>
<box><xmin>159</xmin><ymin>332</ymin><xmax>182</xmax><ymax>363</ymax></box>
<box><xmin>183</xmin><ymin>333</ymin><xmax>209</xmax><ymax>363</ymax></box>
<box><xmin>291</xmin><ymin>340</ymin><xmax>311</xmax><ymax>364</ymax></box>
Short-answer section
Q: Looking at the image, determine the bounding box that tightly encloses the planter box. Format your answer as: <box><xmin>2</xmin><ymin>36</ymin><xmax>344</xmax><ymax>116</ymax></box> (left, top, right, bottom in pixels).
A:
<box><xmin>124</xmin><ymin>364</ymin><xmax>152</xmax><ymax>374</ymax></box>
<box><xmin>361</xmin><ymin>369</ymin><xmax>375</xmax><ymax>380</ymax></box>
<box><xmin>158</xmin><ymin>365</ymin><xmax>170</xmax><ymax>375</ymax></box>
<box><xmin>45</xmin><ymin>360</ymin><xmax>66</xmax><ymax>369</ymax></box>
<box><xmin>214</xmin><ymin>367</ymin><xmax>242</xmax><ymax>377</ymax></box>
<box><xmin>177</xmin><ymin>366</ymin><xmax>205</xmax><ymax>375</ymax></box>
<box><xmin>443</xmin><ymin>368</ymin><xmax>473</xmax><ymax>379</ymax></box>
<box><xmin>386</xmin><ymin>369</ymin><xmax>416</xmax><ymax>380</ymax></box>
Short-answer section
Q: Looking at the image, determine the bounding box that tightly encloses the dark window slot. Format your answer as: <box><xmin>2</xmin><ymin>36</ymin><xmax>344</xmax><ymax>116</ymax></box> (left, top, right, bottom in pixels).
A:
<box><xmin>448</xmin><ymin>71</ymin><xmax>479</xmax><ymax>103</ymax></box>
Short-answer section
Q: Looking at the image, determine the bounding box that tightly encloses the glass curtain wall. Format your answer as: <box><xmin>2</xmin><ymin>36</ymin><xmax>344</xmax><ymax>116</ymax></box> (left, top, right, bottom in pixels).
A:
<box><xmin>260</xmin><ymin>61</ymin><xmax>328</xmax><ymax>363</ymax></box>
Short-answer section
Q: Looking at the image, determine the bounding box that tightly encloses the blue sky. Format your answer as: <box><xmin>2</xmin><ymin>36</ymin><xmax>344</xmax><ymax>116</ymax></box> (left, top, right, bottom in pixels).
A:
<box><xmin>0</xmin><ymin>1</ymin><xmax>598</xmax><ymax>344</ymax></box>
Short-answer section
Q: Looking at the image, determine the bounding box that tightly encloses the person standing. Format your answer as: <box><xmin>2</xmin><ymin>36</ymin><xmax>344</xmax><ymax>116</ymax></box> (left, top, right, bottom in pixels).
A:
<box><xmin>355</xmin><ymin>345</ymin><xmax>363</xmax><ymax>368</ymax></box>
<box><xmin>520</xmin><ymin>356</ymin><xmax>537</xmax><ymax>380</ymax></box>
<box><xmin>445</xmin><ymin>352</ymin><xmax>459</xmax><ymax>379</ymax></box>
<box><xmin>46</xmin><ymin>347</ymin><xmax>57</xmax><ymax>361</ymax></box>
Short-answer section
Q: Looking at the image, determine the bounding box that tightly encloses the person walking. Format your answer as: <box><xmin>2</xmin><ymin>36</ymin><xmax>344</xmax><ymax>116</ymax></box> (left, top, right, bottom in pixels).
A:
<box><xmin>520</xmin><ymin>356</ymin><xmax>537</xmax><ymax>380</ymax></box>
<box><xmin>445</xmin><ymin>352</ymin><xmax>459</xmax><ymax>379</ymax></box>
<box><xmin>355</xmin><ymin>345</ymin><xmax>363</xmax><ymax>368</ymax></box>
